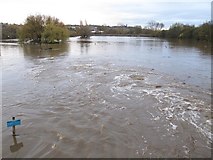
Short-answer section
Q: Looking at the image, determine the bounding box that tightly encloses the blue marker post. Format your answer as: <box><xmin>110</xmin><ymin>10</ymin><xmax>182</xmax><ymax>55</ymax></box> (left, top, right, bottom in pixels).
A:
<box><xmin>7</xmin><ymin>117</ymin><xmax>21</xmax><ymax>136</ymax></box>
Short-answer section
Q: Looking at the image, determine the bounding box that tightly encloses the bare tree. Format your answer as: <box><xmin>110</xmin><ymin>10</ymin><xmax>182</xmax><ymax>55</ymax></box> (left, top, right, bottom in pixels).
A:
<box><xmin>147</xmin><ymin>21</ymin><xmax>164</xmax><ymax>30</ymax></box>
<box><xmin>77</xmin><ymin>20</ymin><xmax>91</xmax><ymax>38</ymax></box>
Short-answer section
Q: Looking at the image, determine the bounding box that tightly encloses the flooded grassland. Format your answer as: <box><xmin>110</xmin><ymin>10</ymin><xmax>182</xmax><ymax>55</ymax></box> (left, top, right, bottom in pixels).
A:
<box><xmin>1</xmin><ymin>36</ymin><xmax>212</xmax><ymax>158</ymax></box>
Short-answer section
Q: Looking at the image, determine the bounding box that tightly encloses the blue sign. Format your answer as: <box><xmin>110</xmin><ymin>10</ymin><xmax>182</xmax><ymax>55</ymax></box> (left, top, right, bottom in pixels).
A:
<box><xmin>7</xmin><ymin>119</ymin><xmax>21</xmax><ymax>127</ymax></box>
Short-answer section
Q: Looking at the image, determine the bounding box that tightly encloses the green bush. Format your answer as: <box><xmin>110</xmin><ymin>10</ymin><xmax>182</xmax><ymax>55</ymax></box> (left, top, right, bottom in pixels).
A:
<box><xmin>18</xmin><ymin>15</ymin><xmax>70</xmax><ymax>43</ymax></box>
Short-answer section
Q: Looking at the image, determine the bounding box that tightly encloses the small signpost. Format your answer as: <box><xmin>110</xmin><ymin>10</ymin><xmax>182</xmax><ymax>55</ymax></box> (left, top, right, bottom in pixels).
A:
<box><xmin>7</xmin><ymin>117</ymin><xmax>23</xmax><ymax>152</ymax></box>
<box><xmin>7</xmin><ymin>117</ymin><xmax>21</xmax><ymax>136</ymax></box>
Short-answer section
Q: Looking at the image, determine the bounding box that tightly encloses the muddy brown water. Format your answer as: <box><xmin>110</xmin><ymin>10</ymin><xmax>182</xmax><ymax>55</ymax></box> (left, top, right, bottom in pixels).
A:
<box><xmin>1</xmin><ymin>36</ymin><xmax>212</xmax><ymax>158</ymax></box>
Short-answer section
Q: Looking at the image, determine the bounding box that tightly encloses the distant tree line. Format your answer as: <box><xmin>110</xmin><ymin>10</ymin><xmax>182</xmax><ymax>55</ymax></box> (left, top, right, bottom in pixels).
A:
<box><xmin>1</xmin><ymin>18</ymin><xmax>212</xmax><ymax>42</ymax></box>
<box><xmin>158</xmin><ymin>22</ymin><xmax>211</xmax><ymax>41</ymax></box>
<box><xmin>1</xmin><ymin>23</ymin><xmax>20</xmax><ymax>39</ymax></box>
<box><xmin>69</xmin><ymin>20</ymin><xmax>211</xmax><ymax>42</ymax></box>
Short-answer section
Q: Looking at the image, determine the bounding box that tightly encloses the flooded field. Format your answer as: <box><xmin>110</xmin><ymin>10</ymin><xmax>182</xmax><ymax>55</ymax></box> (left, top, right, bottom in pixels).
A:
<box><xmin>1</xmin><ymin>36</ymin><xmax>212</xmax><ymax>158</ymax></box>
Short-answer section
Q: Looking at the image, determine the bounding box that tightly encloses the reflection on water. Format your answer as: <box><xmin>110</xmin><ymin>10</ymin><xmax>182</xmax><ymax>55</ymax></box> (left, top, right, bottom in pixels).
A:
<box><xmin>10</xmin><ymin>136</ymin><xmax>23</xmax><ymax>153</ymax></box>
<box><xmin>78</xmin><ymin>40</ymin><xmax>91</xmax><ymax>54</ymax></box>
<box><xmin>142</xmin><ymin>38</ymin><xmax>166</xmax><ymax>48</ymax></box>
<box><xmin>134</xmin><ymin>37</ymin><xmax>211</xmax><ymax>55</ymax></box>
<box><xmin>22</xmin><ymin>43</ymin><xmax>69</xmax><ymax>59</ymax></box>
<box><xmin>167</xmin><ymin>39</ymin><xmax>211</xmax><ymax>55</ymax></box>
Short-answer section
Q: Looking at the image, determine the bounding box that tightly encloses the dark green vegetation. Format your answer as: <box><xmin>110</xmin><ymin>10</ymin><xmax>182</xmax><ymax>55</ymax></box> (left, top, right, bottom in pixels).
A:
<box><xmin>159</xmin><ymin>22</ymin><xmax>212</xmax><ymax>41</ymax></box>
<box><xmin>1</xmin><ymin>19</ymin><xmax>212</xmax><ymax>42</ymax></box>
<box><xmin>1</xmin><ymin>23</ymin><xmax>20</xmax><ymax>39</ymax></box>
<box><xmin>17</xmin><ymin>15</ymin><xmax>70</xmax><ymax>43</ymax></box>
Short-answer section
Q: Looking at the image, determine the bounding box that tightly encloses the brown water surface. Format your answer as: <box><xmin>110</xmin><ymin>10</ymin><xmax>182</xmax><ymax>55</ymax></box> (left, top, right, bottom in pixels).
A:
<box><xmin>1</xmin><ymin>36</ymin><xmax>212</xmax><ymax>158</ymax></box>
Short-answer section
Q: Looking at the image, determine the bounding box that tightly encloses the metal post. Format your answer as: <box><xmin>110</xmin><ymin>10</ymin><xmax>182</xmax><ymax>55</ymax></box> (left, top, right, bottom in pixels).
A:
<box><xmin>12</xmin><ymin>117</ymin><xmax>16</xmax><ymax>136</ymax></box>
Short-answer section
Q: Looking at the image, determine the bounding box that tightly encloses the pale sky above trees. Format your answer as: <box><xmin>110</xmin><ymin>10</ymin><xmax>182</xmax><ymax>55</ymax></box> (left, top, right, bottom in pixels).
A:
<box><xmin>0</xmin><ymin>0</ymin><xmax>211</xmax><ymax>27</ymax></box>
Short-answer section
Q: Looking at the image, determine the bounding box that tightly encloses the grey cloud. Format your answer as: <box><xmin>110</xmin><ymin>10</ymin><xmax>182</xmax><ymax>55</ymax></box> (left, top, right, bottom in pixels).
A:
<box><xmin>108</xmin><ymin>1</ymin><xmax>210</xmax><ymax>27</ymax></box>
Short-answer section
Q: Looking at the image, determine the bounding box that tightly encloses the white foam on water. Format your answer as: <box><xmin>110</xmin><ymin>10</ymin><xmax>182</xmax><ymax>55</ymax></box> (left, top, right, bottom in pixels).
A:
<box><xmin>142</xmin><ymin>88</ymin><xmax>212</xmax><ymax>142</ymax></box>
<box><xmin>170</xmin><ymin>122</ymin><xmax>177</xmax><ymax>130</ymax></box>
<box><xmin>51</xmin><ymin>144</ymin><xmax>56</xmax><ymax>149</ymax></box>
<box><xmin>153</xmin><ymin>116</ymin><xmax>160</xmax><ymax>121</ymax></box>
<box><xmin>110</xmin><ymin>73</ymin><xmax>212</xmax><ymax>142</ymax></box>
<box><xmin>111</xmin><ymin>74</ymin><xmax>138</xmax><ymax>97</ymax></box>
<box><xmin>57</xmin><ymin>133</ymin><xmax>64</xmax><ymax>140</ymax></box>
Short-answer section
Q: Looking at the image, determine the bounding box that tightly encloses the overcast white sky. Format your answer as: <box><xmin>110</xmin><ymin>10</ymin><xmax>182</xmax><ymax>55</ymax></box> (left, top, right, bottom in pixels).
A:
<box><xmin>0</xmin><ymin>0</ymin><xmax>211</xmax><ymax>27</ymax></box>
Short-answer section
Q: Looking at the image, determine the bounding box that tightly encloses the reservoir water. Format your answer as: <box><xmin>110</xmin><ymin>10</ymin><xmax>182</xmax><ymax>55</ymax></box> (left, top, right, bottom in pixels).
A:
<box><xmin>1</xmin><ymin>36</ymin><xmax>212</xmax><ymax>158</ymax></box>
